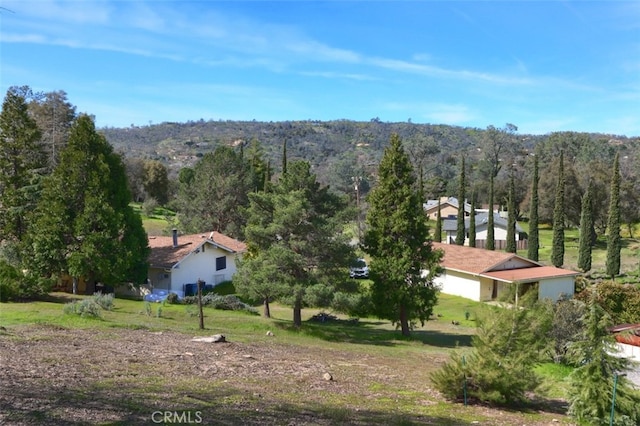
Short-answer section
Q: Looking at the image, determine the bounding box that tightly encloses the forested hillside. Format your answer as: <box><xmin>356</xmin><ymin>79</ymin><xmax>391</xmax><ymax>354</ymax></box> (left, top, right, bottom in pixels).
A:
<box><xmin>102</xmin><ymin>120</ymin><xmax>640</xmax><ymax>227</ymax></box>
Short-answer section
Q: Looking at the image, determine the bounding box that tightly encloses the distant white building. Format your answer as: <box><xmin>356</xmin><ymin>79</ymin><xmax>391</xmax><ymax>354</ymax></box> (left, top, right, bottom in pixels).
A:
<box><xmin>442</xmin><ymin>212</ymin><xmax>526</xmax><ymax>247</ymax></box>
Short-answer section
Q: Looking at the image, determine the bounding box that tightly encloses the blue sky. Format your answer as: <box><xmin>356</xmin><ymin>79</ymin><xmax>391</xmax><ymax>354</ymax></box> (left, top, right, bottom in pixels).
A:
<box><xmin>1</xmin><ymin>1</ymin><xmax>639</xmax><ymax>136</ymax></box>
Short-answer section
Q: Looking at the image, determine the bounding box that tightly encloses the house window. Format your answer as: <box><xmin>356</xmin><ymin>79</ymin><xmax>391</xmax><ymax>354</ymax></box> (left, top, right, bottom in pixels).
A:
<box><xmin>216</xmin><ymin>256</ymin><xmax>226</xmax><ymax>271</ymax></box>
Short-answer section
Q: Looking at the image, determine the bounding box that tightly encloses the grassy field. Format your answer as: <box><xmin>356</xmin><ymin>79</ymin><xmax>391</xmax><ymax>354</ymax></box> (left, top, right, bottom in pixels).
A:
<box><xmin>0</xmin><ymin>293</ymin><xmax>575</xmax><ymax>425</ymax></box>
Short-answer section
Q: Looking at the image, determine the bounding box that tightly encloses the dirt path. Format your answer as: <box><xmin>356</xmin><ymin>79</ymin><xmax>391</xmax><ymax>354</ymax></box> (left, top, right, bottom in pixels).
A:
<box><xmin>0</xmin><ymin>325</ymin><xmax>570</xmax><ymax>425</ymax></box>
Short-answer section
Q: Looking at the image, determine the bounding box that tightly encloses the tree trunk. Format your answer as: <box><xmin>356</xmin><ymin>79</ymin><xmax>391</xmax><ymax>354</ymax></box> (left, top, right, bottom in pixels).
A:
<box><xmin>400</xmin><ymin>304</ymin><xmax>410</xmax><ymax>336</ymax></box>
<box><xmin>293</xmin><ymin>298</ymin><xmax>302</xmax><ymax>327</ymax></box>
<box><xmin>72</xmin><ymin>276</ymin><xmax>78</xmax><ymax>295</ymax></box>
<box><xmin>263</xmin><ymin>296</ymin><xmax>271</xmax><ymax>318</ymax></box>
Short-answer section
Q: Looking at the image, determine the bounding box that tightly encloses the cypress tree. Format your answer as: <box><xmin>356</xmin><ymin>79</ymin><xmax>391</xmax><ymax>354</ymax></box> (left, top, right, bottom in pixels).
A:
<box><xmin>506</xmin><ymin>172</ymin><xmax>517</xmax><ymax>253</ymax></box>
<box><xmin>281</xmin><ymin>139</ymin><xmax>287</xmax><ymax>176</ymax></box>
<box><xmin>606</xmin><ymin>153</ymin><xmax>621</xmax><ymax>279</ymax></box>
<box><xmin>455</xmin><ymin>156</ymin><xmax>466</xmax><ymax>246</ymax></box>
<box><xmin>551</xmin><ymin>151</ymin><xmax>565</xmax><ymax>268</ymax></box>
<box><xmin>577</xmin><ymin>182</ymin><xmax>594</xmax><ymax>273</ymax></box>
<box><xmin>469</xmin><ymin>190</ymin><xmax>476</xmax><ymax>248</ymax></box>
<box><xmin>434</xmin><ymin>198</ymin><xmax>442</xmax><ymax>243</ymax></box>
<box><xmin>527</xmin><ymin>155</ymin><xmax>539</xmax><ymax>261</ymax></box>
<box><xmin>486</xmin><ymin>175</ymin><xmax>495</xmax><ymax>250</ymax></box>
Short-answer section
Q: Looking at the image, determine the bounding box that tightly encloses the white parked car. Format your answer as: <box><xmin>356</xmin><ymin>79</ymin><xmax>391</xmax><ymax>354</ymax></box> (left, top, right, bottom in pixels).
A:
<box><xmin>349</xmin><ymin>258</ymin><xmax>369</xmax><ymax>279</ymax></box>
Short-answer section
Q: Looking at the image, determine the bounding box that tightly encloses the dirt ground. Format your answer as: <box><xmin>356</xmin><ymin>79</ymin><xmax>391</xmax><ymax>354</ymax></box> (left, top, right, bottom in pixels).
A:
<box><xmin>0</xmin><ymin>325</ymin><xmax>571</xmax><ymax>425</ymax></box>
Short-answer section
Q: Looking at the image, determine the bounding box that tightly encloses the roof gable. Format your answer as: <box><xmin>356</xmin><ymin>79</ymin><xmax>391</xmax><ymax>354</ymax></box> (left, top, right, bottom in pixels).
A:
<box><xmin>148</xmin><ymin>232</ymin><xmax>247</xmax><ymax>269</ymax></box>
<box><xmin>433</xmin><ymin>242</ymin><xmax>539</xmax><ymax>274</ymax></box>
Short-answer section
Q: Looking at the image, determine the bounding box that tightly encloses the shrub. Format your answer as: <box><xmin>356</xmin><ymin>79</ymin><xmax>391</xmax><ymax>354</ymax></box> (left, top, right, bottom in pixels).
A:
<box><xmin>165</xmin><ymin>292</ymin><xmax>180</xmax><ymax>304</ymax></box>
<box><xmin>141</xmin><ymin>197</ymin><xmax>158</xmax><ymax>216</ymax></box>
<box><xmin>144</xmin><ymin>301</ymin><xmax>152</xmax><ymax>316</ymax></box>
<box><xmin>0</xmin><ymin>261</ymin><xmax>20</xmax><ymax>302</ymax></box>
<box><xmin>92</xmin><ymin>292</ymin><xmax>114</xmax><ymax>310</ymax></box>
<box><xmin>183</xmin><ymin>294</ymin><xmax>257</xmax><ymax>314</ymax></box>
<box><xmin>431</xmin><ymin>299</ymin><xmax>552</xmax><ymax>406</ymax></box>
<box><xmin>331</xmin><ymin>291</ymin><xmax>372</xmax><ymax>318</ymax></box>
<box><xmin>63</xmin><ymin>299</ymin><xmax>102</xmax><ymax>318</ymax></box>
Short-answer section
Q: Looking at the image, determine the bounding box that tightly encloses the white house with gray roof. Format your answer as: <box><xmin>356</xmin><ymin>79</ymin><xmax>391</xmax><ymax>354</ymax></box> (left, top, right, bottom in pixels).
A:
<box><xmin>442</xmin><ymin>212</ymin><xmax>526</xmax><ymax>246</ymax></box>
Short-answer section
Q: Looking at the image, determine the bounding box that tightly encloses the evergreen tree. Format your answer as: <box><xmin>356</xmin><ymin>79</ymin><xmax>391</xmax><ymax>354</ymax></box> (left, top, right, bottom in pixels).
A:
<box><xmin>527</xmin><ymin>154</ymin><xmax>540</xmax><ymax>261</ymax></box>
<box><xmin>233</xmin><ymin>244</ymin><xmax>293</xmax><ymax>318</ymax></box>
<box><xmin>455</xmin><ymin>156</ymin><xmax>466</xmax><ymax>246</ymax></box>
<box><xmin>28</xmin><ymin>90</ymin><xmax>76</xmax><ymax>172</ymax></box>
<box><xmin>281</xmin><ymin>138</ymin><xmax>287</xmax><ymax>176</ymax></box>
<box><xmin>0</xmin><ymin>86</ymin><xmax>46</xmax><ymax>241</ymax></box>
<box><xmin>506</xmin><ymin>172</ymin><xmax>517</xmax><ymax>253</ymax></box>
<box><xmin>551</xmin><ymin>151</ymin><xmax>565</xmax><ymax>267</ymax></box>
<box><xmin>363</xmin><ymin>134</ymin><xmax>443</xmax><ymax>336</ymax></box>
<box><xmin>469</xmin><ymin>190</ymin><xmax>477</xmax><ymax>248</ymax></box>
<box><xmin>606</xmin><ymin>153</ymin><xmax>621</xmax><ymax>279</ymax></box>
<box><xmin>486</xmin><ymin>175</ymin><xmax>495</xmax><ymax>250</ymax></box>
<box><xmin>578</xmin><ymin>182</ymin><xmax>595</xmax><ymax>273</ymax></box>
<box><xmin>240</xmin><ymin>160</ymin><xmax>352</xmax><ymax>326</ymax></box>
<box><xmin>567</xmin><ymin>299</ymin><xmax>640</xmax><ymax>425</ymax></box>
<box><xmin>176</xmin><ymin>146</ymin><xmax>251</xmax><ymax>238</ymax></box>
<box><xmin>434</xmin><ymin>198</ymin><xmax>442</xmax><ymax>243</ymax></box>
<box><xmin>142</xmin><ymin>160</ymin><xmax>169</xmax><ymax>205</ymax></box>
<box><xmin>431</xmin><ymin>296</ymin><xmax>553</xmax><ymax>405</ymax></box>
<box><xmin>25</xmin><ymin>115</ymin><xmax>149</xmax><ymax>291</ymax></box>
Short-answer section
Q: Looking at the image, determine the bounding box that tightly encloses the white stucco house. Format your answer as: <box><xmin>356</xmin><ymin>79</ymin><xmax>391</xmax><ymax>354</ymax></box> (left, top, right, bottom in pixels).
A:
<box><xmin>142</xmin><ymin>230</ymin><xmax>247</xmax><ymax>299</ymax></box>
<box><xmin>433</xmin><ymin>242</ymin><xmax>578</xmax><ymax>303</ymax></box>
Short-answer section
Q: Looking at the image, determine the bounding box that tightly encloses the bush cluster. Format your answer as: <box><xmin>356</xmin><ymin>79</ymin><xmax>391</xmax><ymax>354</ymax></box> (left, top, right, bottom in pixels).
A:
<box><xmin>63</xmin><ymin>299</ymin><xmax>103</xmax><ymax>318</ymax></box>
<box><xmin>63</xmin><ymin>292</ymin><xmax>115</xmax><ymax>318</ymax></box>
<box><xmin>183</xmin><ymin>294</ymin><xmax>257</xmax><ymax>314</ymax></box>
<box><xmin>92</xmin><ymin>292</ymin><xmax>114</xmax><ymax>310</ymax></box>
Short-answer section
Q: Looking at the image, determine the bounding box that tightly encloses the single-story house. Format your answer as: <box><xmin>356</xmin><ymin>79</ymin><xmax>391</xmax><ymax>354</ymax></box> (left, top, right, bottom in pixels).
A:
<box><xmin>432</xmin><ymin>242</ymin><xmax>578</xmax><ymax>303</ymax></box>
<box><xmin>118</xmin><ymin>229</ymin><xmax>247</xmax><ymax>299</ymax></box>
<box><xmin>442</xmin><ymin>212</ymin><xmax>526</xmax><ymax>246</ymax></box>
<box><xmin>423</xmin><ymin>196</ymin><xmax>471</xmax><ymax>220</ymax></box>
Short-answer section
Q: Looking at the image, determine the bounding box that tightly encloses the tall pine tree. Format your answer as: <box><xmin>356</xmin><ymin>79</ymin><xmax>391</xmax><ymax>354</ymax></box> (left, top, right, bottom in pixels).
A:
<box><xmin>527</xmin><ymin>154</ymin><xmax>540</xmax><ymax>261</ymax></box>
<box><xmin>239</xmin><ymin>160</ymin><xmax>352</xmax><ymax>326</ymax></box>
<box><xmin>25</xmin><ymin>115</ymin><xmax>149</xmax><ymax>292</ymax></box>
<box><xmin>551</xmin><ymin>151</ymin><xmax>565</xmax><ymax>268</ymax></box>
<box><xmin>0</xmin><ymin>86</ymin><xmax>45</xmax><ymax>241</ymax></box>
<box><xmin>455</xmin><ymin>156</ymin><xmax>466</xmax><ymax>245</ymax></box>
<box><xmin>363</xmin><ymin>134</ymin><xmax>442</xmax><ymax>336</ymax></box>
<box><xmin>577</xmin><ymin>182</ymin><xmax>594</xmax><ymax>273</ymax></box>
<box><xmin>606</xmin><ymin>152</ymin><xmax>621</xmax><ymax>279</ymax></box>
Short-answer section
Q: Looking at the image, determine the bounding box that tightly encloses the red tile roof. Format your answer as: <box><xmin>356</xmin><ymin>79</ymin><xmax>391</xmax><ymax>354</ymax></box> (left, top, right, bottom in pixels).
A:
<box><xmin>433</xmin><ymin>242</ymin><xmax>579</xmax><ymax>283</ymax></box>
<box><xmin>148</xmin><ymin>232</ymin><xmax>247</xmax><ymax>269</ymax></box>
<box><xmin>482</xmin><ymin>266</ymin><xmax>579</xmax><ymax>283</ymax></box>
<box><xmin>433</xmin><ymin>242</ymin><xmax>537</xmax><ymax>274</ymax></box>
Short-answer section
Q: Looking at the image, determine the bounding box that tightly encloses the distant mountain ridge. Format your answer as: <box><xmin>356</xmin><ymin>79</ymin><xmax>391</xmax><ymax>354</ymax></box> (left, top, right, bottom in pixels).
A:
<box><xmin>100</xmin><ymin>119</ymin><xmax>636</xmax><ymax>190</ymax></box>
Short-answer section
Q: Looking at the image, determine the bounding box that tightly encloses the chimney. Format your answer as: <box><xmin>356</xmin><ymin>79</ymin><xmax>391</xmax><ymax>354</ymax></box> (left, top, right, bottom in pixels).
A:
<box><xmin>172</xmin><ymin>229</ymin><xmax>178</xmax><ymax>247</ymax></box>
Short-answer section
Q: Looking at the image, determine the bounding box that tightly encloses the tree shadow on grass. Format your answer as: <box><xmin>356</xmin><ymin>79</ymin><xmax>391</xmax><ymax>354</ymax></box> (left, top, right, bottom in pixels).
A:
<box><xmin>273</xmin><ymin>318</ymin><xmax>473</xmax><ymax>348</ymax></box>
<box><xmin>0</xmin><ymin>378</ymin><xmax>482</xmax><ymax>426</ymax></box>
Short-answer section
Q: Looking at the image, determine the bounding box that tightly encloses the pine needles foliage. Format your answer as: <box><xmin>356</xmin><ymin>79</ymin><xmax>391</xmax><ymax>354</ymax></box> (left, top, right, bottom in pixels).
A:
<box><xmin>431</xmin><ymin>295</ymin><xmax>553</xmax><ymax>406</ymax></box>
<box><xmin>566</xmin><ymin>299</ymin><xmax>640</xmax><ymax>425</ymax></box>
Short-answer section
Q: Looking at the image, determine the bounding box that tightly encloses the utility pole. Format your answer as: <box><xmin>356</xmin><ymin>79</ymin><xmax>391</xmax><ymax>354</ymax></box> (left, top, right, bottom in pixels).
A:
<box><xmin>352</xmin><ymin>176</ymin><xmax>362</xmax><ymax>243</ymax></box>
